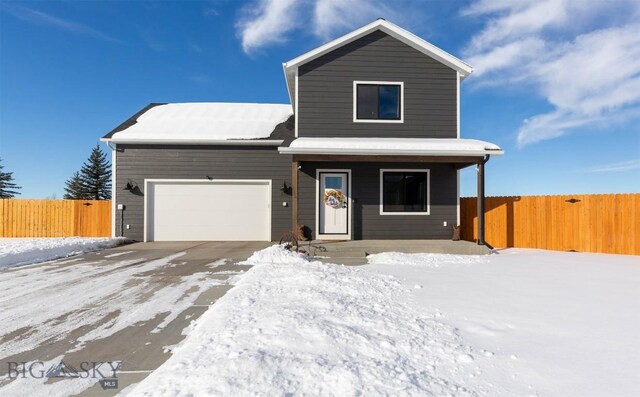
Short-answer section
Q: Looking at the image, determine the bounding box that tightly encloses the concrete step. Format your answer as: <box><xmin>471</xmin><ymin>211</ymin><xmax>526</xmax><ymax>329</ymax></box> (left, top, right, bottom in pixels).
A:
<box><xmin>297</xmin><ymin>240</ymin><xmax>491</xmax><ymax>257</ymax></box>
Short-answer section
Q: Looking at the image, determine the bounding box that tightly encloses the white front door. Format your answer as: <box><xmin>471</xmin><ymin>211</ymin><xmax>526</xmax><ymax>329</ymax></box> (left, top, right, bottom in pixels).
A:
<box><xmin>318</xmin><ymin>171</ymin><xmax>350</xmax><ymax>238</ymax></box>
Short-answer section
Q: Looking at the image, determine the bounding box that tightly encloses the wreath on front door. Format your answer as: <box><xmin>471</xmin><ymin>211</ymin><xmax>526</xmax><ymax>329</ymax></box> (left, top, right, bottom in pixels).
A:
<box><xmin>323</xmin><ymin>189</ymin><xmax>346</xmax><ymax>208</ymax></box>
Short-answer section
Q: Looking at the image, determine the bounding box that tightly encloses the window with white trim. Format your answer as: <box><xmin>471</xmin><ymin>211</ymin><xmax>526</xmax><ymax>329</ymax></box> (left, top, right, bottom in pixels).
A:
<box><xmin>354</xmin><ymin>81</ymin><xmax>403</xmax><ymax>122</ymax></box>
<box><xmin>380</xmin><ymin>169</ymin><xmax>429</xmax><ymax>215</ymax></box>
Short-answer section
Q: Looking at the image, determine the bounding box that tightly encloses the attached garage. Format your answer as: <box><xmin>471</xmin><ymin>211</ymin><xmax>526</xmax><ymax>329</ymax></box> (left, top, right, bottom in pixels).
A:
<box><xmin>144</xmin><ymin>180</ymin><xmax>272</xmax><ymax>242</ymax></box>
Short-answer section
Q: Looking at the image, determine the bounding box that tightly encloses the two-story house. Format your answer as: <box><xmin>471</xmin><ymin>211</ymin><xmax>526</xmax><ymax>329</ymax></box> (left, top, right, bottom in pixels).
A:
<box><xmin>101</xmin><ymin>19</ymin><xmax>503</xmax><ymax>243</ymax></box>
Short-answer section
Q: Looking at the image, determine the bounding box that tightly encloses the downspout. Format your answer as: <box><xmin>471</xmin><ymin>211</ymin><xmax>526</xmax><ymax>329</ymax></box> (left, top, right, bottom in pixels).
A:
<box><xmin>477</xmin><ymin>155</ymin><xmax>492</xmax><ymax>248</ymax></box>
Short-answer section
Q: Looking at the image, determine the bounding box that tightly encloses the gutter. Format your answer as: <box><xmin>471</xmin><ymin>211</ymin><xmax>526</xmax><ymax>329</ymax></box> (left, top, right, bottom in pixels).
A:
<box><xmin>278</xmin><ymin>147</ymin><xmax>504</xmax><ymax>157</ymax></box>
<box><xmin>100</xmin><ymin>138</ymin><xmax>284</xmax><ymax>146</ymax></box>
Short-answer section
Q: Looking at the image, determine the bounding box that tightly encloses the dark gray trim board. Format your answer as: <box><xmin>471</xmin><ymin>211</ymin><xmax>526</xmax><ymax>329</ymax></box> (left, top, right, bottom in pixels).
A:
<box><xmin>114</xmin><ymin>145</ymin><xmax>293</xmax><ymax>241</ymax></box>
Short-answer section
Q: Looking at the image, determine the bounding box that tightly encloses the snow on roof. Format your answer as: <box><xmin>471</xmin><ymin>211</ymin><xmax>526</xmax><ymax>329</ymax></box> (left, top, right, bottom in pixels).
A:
<box><xmin>279</xmin><ymin>138</ymin><xmax>504</xmax><ymax>156</ymax></box>
<box><xmin>108</xmin><ymin>103</ymin><xmax>293</xmax><ymax>143</ymax></box>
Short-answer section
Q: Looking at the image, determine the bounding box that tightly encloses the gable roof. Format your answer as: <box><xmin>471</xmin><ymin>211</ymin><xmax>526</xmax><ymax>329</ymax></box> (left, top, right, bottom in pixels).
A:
<box><xmin>282</xmin><ymin>18</ymin><xmax>474</xmax><ymax>103</ymax></box>
<box><xmin>101</xmin><ymin>102</ymin><xmax>293</xmax><ymax>145</ymax></box>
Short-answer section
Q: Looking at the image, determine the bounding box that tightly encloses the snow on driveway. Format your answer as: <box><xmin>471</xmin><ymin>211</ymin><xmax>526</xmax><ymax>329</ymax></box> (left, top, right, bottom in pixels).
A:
<box><xmin>0</xmin><ymin>249</ymin><xmax>231</xmax><ymax>396</ymax></box>
<box><xmin>0</xmin><ymin>253</ymin><xmax>225</xmax><ymax>359</ymax></box>
<box><xmin>0</xmin><ymin>237</ymin><xmax>126</xmax><ymax>269</ymax></box>
<box><xmin>128</xmin><ymin>246</ymin><xmax>525</xmax><ymax>396</ymax></box>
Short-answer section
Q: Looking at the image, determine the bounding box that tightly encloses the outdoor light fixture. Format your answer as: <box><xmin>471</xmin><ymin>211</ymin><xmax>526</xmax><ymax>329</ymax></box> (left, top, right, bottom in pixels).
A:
<box><xmin>281</xmin><ymin>181</ymin><xmax>292</xmax><ymax>195</ymax></box>
<box><xmin>124</xmin><ymin>179</ymin><xmax>137</xmax><ymax>191</ymax></box>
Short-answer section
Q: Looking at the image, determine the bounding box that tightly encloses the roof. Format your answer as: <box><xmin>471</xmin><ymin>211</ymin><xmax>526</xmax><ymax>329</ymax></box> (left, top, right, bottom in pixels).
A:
<box><xmin>102</xmin><ymin>103</ymin><xmax>165</xmax><ymax>140</ymax></box>
<box><xmin>278</xmin><ymin>138</ymin><xmax>504</xmax><ymax>157</ymax></box>
<box><xmin>283</xmin><ymin>19</ymin><xmax>474</xmax><ymax>103</ymax></box>
<box><xmin>102</xmin><ymin>103</ymin><xmax>293</xmax><ymax>145</ymax></box>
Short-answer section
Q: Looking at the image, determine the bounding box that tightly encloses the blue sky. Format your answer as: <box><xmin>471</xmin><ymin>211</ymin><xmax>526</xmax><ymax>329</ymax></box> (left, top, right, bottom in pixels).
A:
<box><xmin>1</xmin><ymin>0</ymin><xmax>639</xmax><ymax>198</ymax></box>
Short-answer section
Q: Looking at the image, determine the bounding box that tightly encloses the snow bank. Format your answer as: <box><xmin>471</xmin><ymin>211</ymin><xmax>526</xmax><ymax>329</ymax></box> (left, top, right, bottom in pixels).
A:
<box><xmin>241</xmin><ymin>243</ymin><xmax>311</xmax><ymax>264</ymax></box>
<box><xmin>128</xmin><ymin>245</ymin><xmax>519</xmax><ymax>396</ymax></box>
<box><xmin>110</xmin><ymin>102</ymin><xmax>292</xmax><ymax>141</ymax></box>
<box><xmin>0</xmin><ymin>237</ymin><xmax>127</xmax><ymax>269</ymax></box>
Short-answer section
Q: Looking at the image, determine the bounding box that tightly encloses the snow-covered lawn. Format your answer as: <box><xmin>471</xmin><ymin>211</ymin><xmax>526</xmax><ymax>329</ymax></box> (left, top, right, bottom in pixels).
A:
<box><xmin>127</xmin><ymin>246</ymin><xmax>640</xmax><ymax>397</ymax></box>
<box><xmin>0</xmin><ymin>237</ymin><xmax>126</xmax><ymax>268</ymax></box>
<box><xmin>367</xmin><ymin>249</ymin><xmax>640</xmax><ymax>397</ymax></box>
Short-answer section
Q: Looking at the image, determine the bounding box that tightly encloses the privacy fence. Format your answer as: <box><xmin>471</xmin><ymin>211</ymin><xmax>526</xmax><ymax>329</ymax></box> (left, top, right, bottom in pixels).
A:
<box><xmin>461</xmin><ymin>194</ymin><xmax>639</xmax><ymax>256</ymax></box>
<box><xmin>1</xmin><ymin>195</ymin><xmax>638</xmax><ymax>255</ymax></box>
<box><xmin>0</xmin><ymin>199</ymin><xmax>111</xmax><ymax>238</ymax></box>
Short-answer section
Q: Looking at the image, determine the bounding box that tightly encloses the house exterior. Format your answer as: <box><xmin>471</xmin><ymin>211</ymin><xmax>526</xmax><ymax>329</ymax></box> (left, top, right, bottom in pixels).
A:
<box><xmin>102</xmin><ymin>19</ymin><xmax>503</xmax><ymax>243</ymax></box>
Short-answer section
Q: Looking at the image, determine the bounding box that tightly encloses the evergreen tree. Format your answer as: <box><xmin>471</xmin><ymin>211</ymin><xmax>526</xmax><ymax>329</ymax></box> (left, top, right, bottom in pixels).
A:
<box><xmin>0</xmin><ymin>158</ymin><xmax>21</xmax><ymax>198</ymax></box>
<box><xmin>79</xmin><ymin>144</ymin><xmax>112</xmax><ymax>200</ymax></box>
<box><xmin>63</xmin><ymin>171</ymin><xmax>87</xmax><ymax>199</ymax></box>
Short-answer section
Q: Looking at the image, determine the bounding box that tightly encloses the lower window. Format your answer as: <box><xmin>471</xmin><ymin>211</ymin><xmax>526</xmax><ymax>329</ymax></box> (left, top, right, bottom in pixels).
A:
<box><xmin>380</xmin><ymin>169</ymin><xmax>430</xmax><ymax>215</ymax></box>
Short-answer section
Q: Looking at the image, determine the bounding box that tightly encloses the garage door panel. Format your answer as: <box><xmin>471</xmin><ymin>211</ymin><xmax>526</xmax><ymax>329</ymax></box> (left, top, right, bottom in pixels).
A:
<box><xmin>147</xmin><ymin>181</ymin><xmax>270</xmax><ymax>241</ymax></box>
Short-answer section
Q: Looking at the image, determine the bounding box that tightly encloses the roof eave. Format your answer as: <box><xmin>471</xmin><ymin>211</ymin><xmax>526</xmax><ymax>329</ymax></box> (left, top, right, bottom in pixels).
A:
<box><xmin>278</xmin><ymin>147</ymin><xmax>504</xmax><ymax>157</ymax></box>
<box><xmin>102</xmin><ymin>139</ymin><xmax>285</xmax><ymax>146</ymax></box>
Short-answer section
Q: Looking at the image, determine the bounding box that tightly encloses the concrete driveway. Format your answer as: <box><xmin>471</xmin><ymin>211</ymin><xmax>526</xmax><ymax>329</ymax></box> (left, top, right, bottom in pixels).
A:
<box><xmin>0</xmin><ymin>241</ymin><xmax>271</xmax><ymax>396</ymax></box>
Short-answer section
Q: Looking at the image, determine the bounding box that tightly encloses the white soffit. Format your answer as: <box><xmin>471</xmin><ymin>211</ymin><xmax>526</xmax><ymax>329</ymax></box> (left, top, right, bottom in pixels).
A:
<box><xmin>279</xmin><ymin>138</ymin><xmax>504</xmax><ymax>157</ymax></box>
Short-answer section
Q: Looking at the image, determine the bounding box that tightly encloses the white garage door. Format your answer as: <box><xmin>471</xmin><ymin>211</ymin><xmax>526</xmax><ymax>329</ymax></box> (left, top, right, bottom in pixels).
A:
<box><xmin>146</xmin><ymin>180</ymin><xmax>271</xmax><ymax>241</ymax></box>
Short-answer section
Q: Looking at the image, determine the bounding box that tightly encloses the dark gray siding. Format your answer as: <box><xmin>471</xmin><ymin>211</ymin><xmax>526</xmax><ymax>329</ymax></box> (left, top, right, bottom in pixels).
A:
<box><xmin>298</xmin><ymin>30</ymin><xmax>457</xmax><ymax>138</ymax></box>
<box><xmin>115</xmin><ymin>145</ymin><xmax>292</xmax><ymax>241</ymax></box>
<box><xmin>298</xmin><ymin>162</ymin><xmax>457</xmax><ymax>239</ymax></box>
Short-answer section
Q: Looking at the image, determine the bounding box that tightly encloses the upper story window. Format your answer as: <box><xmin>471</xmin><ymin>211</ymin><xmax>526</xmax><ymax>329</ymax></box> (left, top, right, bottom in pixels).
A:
<box><xmin>353</xmin><ymin>81</ymin><xmax>404</xmax><ymax>123</ymax></box>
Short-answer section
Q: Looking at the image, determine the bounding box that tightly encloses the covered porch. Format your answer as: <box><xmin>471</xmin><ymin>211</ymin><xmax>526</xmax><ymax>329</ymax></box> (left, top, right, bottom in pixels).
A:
<box><xmin>280</xmin><ymin>138</ymin><xmax>503</xmax><ymax>245</ymax></box>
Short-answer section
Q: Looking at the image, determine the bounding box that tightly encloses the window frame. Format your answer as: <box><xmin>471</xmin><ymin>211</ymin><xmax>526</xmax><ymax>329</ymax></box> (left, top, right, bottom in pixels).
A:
<box><xmin>379</xmin><ymin>169</ymin><xmax>430</xmax><ymax>215</ymax></box>
<box><xmin>353</xmin><ymin>81</ymin><xmax>404</xmax><ymax>123</ymax></box>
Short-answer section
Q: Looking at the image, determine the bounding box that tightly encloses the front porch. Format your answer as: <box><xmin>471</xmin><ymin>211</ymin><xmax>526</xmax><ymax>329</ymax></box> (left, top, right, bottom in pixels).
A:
<box><xmin>300</xmin><ymin>239</ymin><xmax>491</xmax><ymax>266</ymax></box>
<box><xmin>281</xmin><ymin>137</ymin><xmax>504</xmax><ymax>244</ymax></box>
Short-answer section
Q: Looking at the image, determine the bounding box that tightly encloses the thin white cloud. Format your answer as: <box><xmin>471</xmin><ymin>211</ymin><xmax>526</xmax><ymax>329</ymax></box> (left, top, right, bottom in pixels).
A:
<box><xmin>235</xmin><ymin>0</ymin><xmax>415</xmax><ymax>54</ymax></box>
<box><xmin>236</xmin><ymin>0</ymin><xmax>302</xmax><ymax>55</ymax></box>
<box><xmin>463</xmin><ymin>0</ymin><xmax>640</xmax><ymax>146</ymax></box>
<box><xmin>467</xmin><ymin>37</ymin><xmax>545</xmax><ymax>77</ymax></box>
<box><xmin>576</xmin><ymin>159</ymin><xmax>640</xmax><ymax>174</ymax></box>
<box><xmin>188</xmin><ymin>40</ymin><xmax>204</xmax><ymax>54</ymax></box>
<box><xmin>516</xmin><ymin>111</ymin><xmax>604</xmax><ymax>146</ymax></box>
<box><xmin>3</xmin><ymin>5</ymin><xmax>120</xmax><ymax>43</ymax></box>
<box><xmin>312</xmin><ymin>0</ymin><xmax>394</xmax><ymax>40</ymax></box>
<box><xmin>464</xmin><ymin>0</ymin><xmax>569</xmax><ymax>53</ymax></box>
